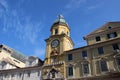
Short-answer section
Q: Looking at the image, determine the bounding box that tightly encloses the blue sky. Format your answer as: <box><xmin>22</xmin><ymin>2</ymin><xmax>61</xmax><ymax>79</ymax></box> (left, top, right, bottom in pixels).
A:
<box><xmin>0</xmin><ymin>0</ymin><xmax>120</xmax><ymax>60</ymax></box>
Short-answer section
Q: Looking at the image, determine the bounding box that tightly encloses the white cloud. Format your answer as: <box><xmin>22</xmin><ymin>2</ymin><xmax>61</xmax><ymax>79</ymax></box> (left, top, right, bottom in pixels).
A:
<box><xmin>0</xmin><ymin>0</ymin><xmax>8</xmax><ymax>10</ymax></box>
<box><xmin>65</xmin><ymin>0</ymin><xmax>86</xmax><ymax>9</ymax></box>
<box><xmin>0</xmin><ymin>0</ymin><xmax>44</xmax><ymax>45</ymax></box>
<box><xmin>86</xmin><ymin>3</ymin><xmax>103</xmax><ymax>11</ymax></box>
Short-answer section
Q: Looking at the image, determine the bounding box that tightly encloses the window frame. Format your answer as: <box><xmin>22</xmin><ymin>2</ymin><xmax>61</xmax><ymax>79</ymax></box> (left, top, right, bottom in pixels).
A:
<box><xmin>96</xmin><ymin>36</ymin><xmax>101</xmax><ymax>42</ymax></box>
<box><xmin>82</xmin><ymin>51</ymin><xmax>87</xmax><ymax>59</ymax></box>
<box><xmin>107</xmin><ymin>32</ymin><xmax>117</xmax><ymax>39</ymax></box>
<box><xmin>112</xmin><ymin>44</ymin><xmax>119</xmax><ymax>50</ymax></box>
<box><xmin>82</xmin><ymin>63</ymin><xmax>90</xmax><ymax>75</ymax></box>
<box><xmin>68</xmin><ymin>66</ymin><xmax>73</xmax><ymax>77</ymax></box>
<box><xmin>27</xmin><ymin>72</ymin><xmax>31</xmax><ymax>77</ymax></box>
<box><xmin>55</xmin><ymin>29</ymin><xmax>58</xmax><ymax>35</ymax></box>
<box><xmin>116</xmin><ymin>58</ymin><xmax>120</xmax><ymax>66</ymax></box>
<box><xmin>68</xmin><ymin>54</ymin><xmax>73</xmax><ymax>61</ymax></box>
<box><xmin>51</xmin><ymin>57</ymin><xmax>57</xmax><ymax>63</ymax></box>
<box><xmin>98</xmin><ymin>47</ymin><xmax>104</xmax><ymax>55</ymax></box>
<box><xmin>100</xmin><ymin>60</ymin><xmax>108</xmax><ymax>72</ymax></box>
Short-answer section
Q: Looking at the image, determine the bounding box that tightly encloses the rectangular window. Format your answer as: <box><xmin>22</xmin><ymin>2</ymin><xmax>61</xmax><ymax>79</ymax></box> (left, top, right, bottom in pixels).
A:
<box><xmin>107</xmin><ymin>32</ymin><xmax>117</xmax><ymax>39</ymax></box>
<box><xmin>4</xmin><ymin>74</ymin><xmax>8</xmax><ymax>78</ymax></box>
<box><xmin>98</xmin><ymin>47</ymin><xmax>104</xmax><ymax>54</ymax></box>
<box><xmin>68</xmin><ymin>66</ymin><xmax>73</xmax><ymax>76</ymax></box>
<box><xmin>100</xmin><ymin>60</ymin><xmax>108</xmax><ymax>72</ymax></box>
<box><xmin>19</xmin><ymin>73</ymin><xmax>22</xmax><ymax>78</ymax></box>
<box><xmin>68</xmin><ymin>54</ymin><xmax>72</xmax><ymax>61</ymax></box>
<box><xmin>55</xmin><ymin>29</ymin><xmax>58</xmax><ymax>35</ymax></box>
<box><xmin>12</xmin><ymin>74</ymin><xmax>14</xmax><ymax>78</ymax></box>
<box><xmin>27</xmin><ymin>72</ymin><xmax>31</xmax><ymax>77</ymax></box>
<box><xmin>112</xmin><ymin>44</ymin><xmax>119</xmax><ymax>50</ymax></box>
<box><xmin>96</xmin><ymin>36</ymin><xmax>101</xmax><ymax>42</ymax></box>
<box><xmin>82</xmin><ymin>51</ymin><xmax>87</xmax><ymax>58</ymax></box>
<box><xmin>116</xmin><ymin>58</ymin><xmax>120</xmax><ymax>65</ymax></box>
<box><xmin>83</xmin><ymin>64</ymin><xmax>90</xmax><ymax>74</ymax></box>
<box><xmin>38</xmin><ymin>71</ymin><xmax>40</xmax><ymax>76</ymax></box>
<box><xmin>51</xmin><ymin>57</ymin><xmax>57</xmax><ymax>63</ymax></box>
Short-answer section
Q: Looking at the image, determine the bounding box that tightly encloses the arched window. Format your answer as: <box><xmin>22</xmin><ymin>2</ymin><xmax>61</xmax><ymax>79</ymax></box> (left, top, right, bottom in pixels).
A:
<box><xmin>68</xmin><ymin>64</ymin><xmax>73</xmax><ymax>77</ymax></box>
<box><xmin>100</xmin><ymin>60</ymin><xmax>108</xmax><ymax>72</ymax></box>
<box><xmin>1</xmin><ymin>61</ymin><xmax>7</xmax><ymax>69</ymax></box>
<box><xmin>81</xmin><ymin>61</ymin><xmax>91</xmax><ymax>76</ymax></box>
<box><xmin>83</xmin><ymin>63</ymin><xmax>89</xmax><ymax>74</ymax></box>
<box><xmin>55</xmin><ymin>29</ymin><xmax>58</xmax><ymax>35</ymax></box>
<box><xmin>114</xmin><ymin>56</ymin><xmax>120</xmax><ymax>71</ymax></box>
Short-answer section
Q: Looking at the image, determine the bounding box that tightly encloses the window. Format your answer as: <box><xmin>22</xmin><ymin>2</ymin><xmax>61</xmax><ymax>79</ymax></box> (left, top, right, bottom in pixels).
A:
<box><xmin>83</xmin><ymin>63</ymin><xmax>90</xmax><ymax>74</ymax></box>
<box><xmin>107</xmin><ymin>32</ymin><xmax>117</xmax><ymax>39</ymax></box>
<box><xmin>19</xmin><ymin>73</ymin><xmax>22</xmax><ymax>78</ymax></box>
<box><xmin>100</xmin><ymin>60</ymin><xmax>108</xmax><ymax>72</ymax></box>
<box><xmin>98</xmin><ymin>47</ymin><xmax>104</xmax><ymax>54</ymax></box>
<box><xmin>67</xmin><ymin>41</ymin><xmax>71</xmax><ymax>48</ymax></box>
<box><xmin>108</xmin><ymin>26</ymin><xmax>112</xmax><ymax>29</ymax></box>
<box><xmin>12</xmin><ymin>74</ymin><xmax>14</xmax><ymax>78</ymax></box>
<box><xmin>29</xmin><ymin>61</ymin><xmax>33</xmax><ymax>66</ymax></box>
<box><xmin>68</xmin><ymin>54</ymin><xmax>72</xmax><ymax>61</ymax></box>
<box><xmin>67</xmin><ymin>31</ymin><xmax>70</xmax><ymax>36</ymax></box>
<box><xmin>112</xmin><ymin>44</ymin><xmax>119</xmax><ymax>50</ymax></box>
<box><xmin>38</xmin><ymin>71</ymin><xmax>40</xmax><ymax>76</ymax></box>
<box><xmin>27</xmin><ymin>72</ymin><xmax>31</xmax><ymax>77</ymax></box>
<box><xmin>55</xmin><ymin>29</ymin><xmax>58</xmax><ymax>35</ymax></box>
<box><xmin>116</xmin><ymin>58</ymin><xmax>120</xmax><ymax>66</ymax></box>
<box><xmin>4</xmin><ymin>74</ymin><xmax>8</xmax><ymax>78</ymax></box>
<box><xmin>96</xmin><ymin>36</ymin><xmax>101</xmax><ymax>42</ymax></box>
<box><xmin>51</xmin><ymin>57</ymin><xmax>57</xmax><ymax>63</ymax></box>
<box><xmin>1</xmin><ymin>61</ymin><xmax>6</xmax><ymax>69</ymax></box>
<box><xmin>68</xmin><ymin>66</ymin><xmax>73</xmax><ymax>76</ymax></box>
<box><xmin>82</xmin><ymin>51</ymin><xmax>87</xmax><ymax>58</ymax></box>
<box><xmin>52</xmin><ymin>72</ymin><xmax>55</xmax><ymax>78</ymax></box>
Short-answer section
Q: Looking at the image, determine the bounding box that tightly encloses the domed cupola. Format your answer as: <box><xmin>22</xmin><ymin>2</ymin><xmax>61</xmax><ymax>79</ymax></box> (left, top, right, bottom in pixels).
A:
<box><xmin>54</xmin><ymin>14</ymin><xmax>67</xmax><ymax>24</ymax></box>
<box><xmin>51</xmin><ymin>14</ymin><xmax>70</xmax><ymax>36</ymax></box>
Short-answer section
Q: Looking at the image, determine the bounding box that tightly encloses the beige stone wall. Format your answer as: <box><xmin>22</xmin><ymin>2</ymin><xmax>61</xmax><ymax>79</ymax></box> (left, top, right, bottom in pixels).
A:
<box><xmin>65</xmin><ymin>41</ymin><xmax>120</xmax><ymax>78</ymax></box>
<box><xmin>87</xmin><ymin>29</ymin><xmax>120</xmax><ymax>45</ymax></box>
<box><xmin>51</xmin><ymin>25</ymin><xmax>70</xmax><ymax>36</ymax></box>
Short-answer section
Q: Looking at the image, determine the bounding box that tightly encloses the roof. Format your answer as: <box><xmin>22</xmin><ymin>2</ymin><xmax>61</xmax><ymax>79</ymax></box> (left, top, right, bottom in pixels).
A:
<box><xmin>54</xmin><ymin>14</ymin><xmax>66</xmax><ymax>23</ymax></box>
<box><xmin>0</xmin><ymin>66</ymin><xmax>42</xmax><ymax>73</ymax></box>
<box><xmin>65</xmin><ymin>37</ymin><xmax>120</xmax><ymax>53</ymax></box>
<box><xmin>84</xmin><ymin>22</ymin><xmax>120</xmax><ymax>39</ymax></box>
<box><xmin>51</xmin><ymin>14</ymin><xmax>70</xmax><ymax>31</ymax></box>
<box><xmin>0</xmin><ymin>44</ymin><xmax>27</xmax><ymax>63</ymax></box>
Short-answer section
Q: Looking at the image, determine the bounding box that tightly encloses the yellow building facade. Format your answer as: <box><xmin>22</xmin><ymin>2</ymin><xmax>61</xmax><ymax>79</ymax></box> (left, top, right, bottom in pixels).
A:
<box><xmin>42</xmin><ymin>15</ymin><xmax>120</xmax><ymax>80</ymax></box>
<box><xmin>42</xmin><ymin>15</ymin><xmax>74</xmax><ymax>79</ymax></box>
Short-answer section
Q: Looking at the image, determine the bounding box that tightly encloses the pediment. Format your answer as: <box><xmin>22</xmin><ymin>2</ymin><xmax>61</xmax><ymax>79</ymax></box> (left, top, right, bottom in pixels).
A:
<box><xmin>87</xmin><ymin>22</ymin><xmax>120</xmax><ymax>36</ymax></box>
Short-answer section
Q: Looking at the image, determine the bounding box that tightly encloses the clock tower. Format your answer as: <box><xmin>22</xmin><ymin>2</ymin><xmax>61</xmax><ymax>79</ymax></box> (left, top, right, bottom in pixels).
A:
<box><xmin>43</xmin><ymin>15</ymin><xmax>74</xmax><ymax>79</ymax></box>
<box><xmin>44</xmin><ymin>15</ymin><xmax>74</xmax><ymax>64</ymax></box>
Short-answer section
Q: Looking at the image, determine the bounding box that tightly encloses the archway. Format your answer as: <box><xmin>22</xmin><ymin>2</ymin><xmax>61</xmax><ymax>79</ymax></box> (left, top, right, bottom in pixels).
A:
<box><xmin>46</xmin><ymin>67</ymin><xmax>64</xmax><ymax>79</ymax></box>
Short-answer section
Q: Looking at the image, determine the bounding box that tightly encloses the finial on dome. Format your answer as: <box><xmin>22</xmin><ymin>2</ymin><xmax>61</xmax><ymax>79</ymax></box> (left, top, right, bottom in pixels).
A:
<box><xmin>58</xmin><ymin>14</ymin><xmax>64</xmax><ymax>19</ymax></box>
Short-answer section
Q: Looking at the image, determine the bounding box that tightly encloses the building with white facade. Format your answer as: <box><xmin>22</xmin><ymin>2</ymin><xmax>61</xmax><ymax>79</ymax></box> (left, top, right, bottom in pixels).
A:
<box><xmin>0</xmin><ymin>56</ymin><xmax>43</xmax><ymax>80</ymax></box>
<box><xmin>0</xmin><ymin>44</ymin><xmax>26</xmax><ymax>69</ymax></box>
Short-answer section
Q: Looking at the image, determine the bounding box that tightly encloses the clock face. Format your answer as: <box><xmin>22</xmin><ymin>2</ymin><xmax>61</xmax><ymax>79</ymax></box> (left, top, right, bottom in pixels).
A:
<box><xmin>51</xmin><ymin>39</ymin><xmax>59</xmax><ymax>48</ymax></box>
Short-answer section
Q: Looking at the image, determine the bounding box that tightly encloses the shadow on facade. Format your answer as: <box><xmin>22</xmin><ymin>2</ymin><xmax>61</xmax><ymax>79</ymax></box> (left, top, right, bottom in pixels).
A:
<box><xmin>43</xmin><ymin>72</ymin><xmax>120</xmax><ymax>80</ymax></box>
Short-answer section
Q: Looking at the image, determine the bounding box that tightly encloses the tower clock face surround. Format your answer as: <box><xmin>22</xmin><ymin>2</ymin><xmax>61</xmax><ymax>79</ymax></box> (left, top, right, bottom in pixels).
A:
<box><xmin>51</xmin><ymin>39</ymin><xmax>59</xmax><ymax>48</ymax></box>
